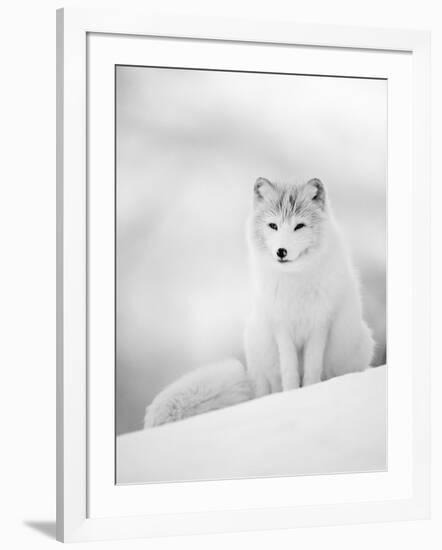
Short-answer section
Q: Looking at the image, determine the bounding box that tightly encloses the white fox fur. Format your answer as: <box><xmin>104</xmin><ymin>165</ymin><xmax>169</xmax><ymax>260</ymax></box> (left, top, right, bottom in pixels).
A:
<box><xmin>144</xmin><ymin>359</ymin><xmax>253</xmax><ymax>427</ymax></box>
<box><xmin>144</xmin><ymin>177</ymin><xmax>374</xmax><ymax>428</ymax></box>
<box><xmin>245</xmin><ymin>177</ymin><xmax>374</xmax><ymax>395</ymax></box>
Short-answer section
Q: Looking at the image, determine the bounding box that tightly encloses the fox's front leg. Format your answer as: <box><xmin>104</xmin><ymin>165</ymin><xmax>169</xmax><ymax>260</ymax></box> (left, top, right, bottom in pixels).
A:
<box><xmin>275</xmin><ymin>327</ymin><xmax>300</xmax><ymax>391</ymax></box>
<box><xmin>303</xmin><ymin>325</ymin><xmax>328</xmax><ymax>386</ymax></box>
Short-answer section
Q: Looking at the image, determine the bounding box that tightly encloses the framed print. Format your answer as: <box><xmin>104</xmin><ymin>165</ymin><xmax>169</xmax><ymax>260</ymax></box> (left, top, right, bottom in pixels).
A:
<box><xmin>56</xmin><ymin>7</ymin><xmax>431</xmax><ymax>542</ymax></box>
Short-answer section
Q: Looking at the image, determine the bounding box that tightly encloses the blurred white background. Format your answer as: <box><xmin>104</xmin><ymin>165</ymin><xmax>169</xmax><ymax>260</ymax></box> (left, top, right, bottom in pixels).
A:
<box><xmin>116</xmin><ymin>66</ymin><xmax>387</xmax><ymax>435</ymax></box>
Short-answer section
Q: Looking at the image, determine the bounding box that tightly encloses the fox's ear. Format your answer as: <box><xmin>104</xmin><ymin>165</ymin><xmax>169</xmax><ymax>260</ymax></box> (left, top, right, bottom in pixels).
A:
<box><xmin>304</xmin><ymin>178</ymin><xmax>326</xmax><ymax>208</ymax></box>
<box><xmin>254</xmin><ymin>177</ymin><xmax>277</xmax><ymax>202</ymax></box>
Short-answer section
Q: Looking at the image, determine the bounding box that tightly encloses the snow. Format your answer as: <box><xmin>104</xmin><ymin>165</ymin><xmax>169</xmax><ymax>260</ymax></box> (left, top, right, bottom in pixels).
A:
<box><xmin>117</xmin><ymin>366</ymin><xmax>386</xmax><ymax>484</ymax></box>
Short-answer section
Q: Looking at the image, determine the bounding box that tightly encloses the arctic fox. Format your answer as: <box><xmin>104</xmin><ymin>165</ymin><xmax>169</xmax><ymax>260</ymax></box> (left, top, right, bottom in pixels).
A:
<box><xmin>144</xmin><ymin>177</ymin><xmax>373</xmax><ymax>428</ymax></box>
<box><xmin>245</xmin><ymin>177</ymin><xmax>373</xmax><ymax>395</ymax></box>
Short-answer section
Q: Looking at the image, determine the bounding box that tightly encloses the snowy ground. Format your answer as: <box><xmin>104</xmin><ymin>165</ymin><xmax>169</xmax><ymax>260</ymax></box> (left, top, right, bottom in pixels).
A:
<box><xmin>117</xmin><ymin>366</ymin><xmax>387</xmax><ymax>484</ymax></box>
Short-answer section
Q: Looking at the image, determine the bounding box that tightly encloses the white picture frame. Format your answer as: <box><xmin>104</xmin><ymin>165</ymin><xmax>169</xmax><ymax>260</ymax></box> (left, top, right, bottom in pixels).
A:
<box><xmin>56</xmin><ymin>7</ymin><xmax>431</xmax><ymax>543</ymax></box>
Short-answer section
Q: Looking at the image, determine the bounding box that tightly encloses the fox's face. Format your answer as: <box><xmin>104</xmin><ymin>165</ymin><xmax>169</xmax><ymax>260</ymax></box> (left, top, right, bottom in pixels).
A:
<box><xmin>249</xmin><ymin>177</ymin><xmax>328</xmax><ymax>271</ymax></box>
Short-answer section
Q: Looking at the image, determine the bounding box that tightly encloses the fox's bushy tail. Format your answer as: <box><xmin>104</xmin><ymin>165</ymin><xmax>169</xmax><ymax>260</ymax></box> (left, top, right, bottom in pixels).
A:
<box><xmin>144</xmin><ymin>359</ymin><xmax>254</xmax><ymax>428</ymax></box>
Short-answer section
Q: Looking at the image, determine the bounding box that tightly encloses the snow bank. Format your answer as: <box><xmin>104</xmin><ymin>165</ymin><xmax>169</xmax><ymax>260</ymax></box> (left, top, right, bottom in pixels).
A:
<box><xmin>117</xmin><ymin>366</ymin><xmax>386</xmax><ymax>484</ymax></box>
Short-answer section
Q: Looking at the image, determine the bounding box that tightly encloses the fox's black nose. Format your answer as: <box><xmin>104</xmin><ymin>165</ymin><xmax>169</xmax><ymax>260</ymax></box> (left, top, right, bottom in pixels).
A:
<box><xmin>277</xmin><ymin>248</ymin><xmax>287</xmax><ymax>259</ymax></box>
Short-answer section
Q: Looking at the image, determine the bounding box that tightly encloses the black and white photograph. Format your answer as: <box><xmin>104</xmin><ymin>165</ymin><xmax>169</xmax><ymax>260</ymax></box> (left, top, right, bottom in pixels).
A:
<box><xmin>115</xmin><ymin>65</ymin><xmax>387</xmax><ymax>484</ymax></box>
<box><xmin>1</xmin><ymin>1</ymin><xmax>436</xmax><ymax>545</ymax></box>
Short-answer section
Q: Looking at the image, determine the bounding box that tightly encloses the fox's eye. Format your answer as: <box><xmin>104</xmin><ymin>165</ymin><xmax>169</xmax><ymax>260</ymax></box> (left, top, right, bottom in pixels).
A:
<box><xmin>294</xmin><ymin>223</ymin><xmax>305</xmax><ymax>231</ymax></box>
<box><xmin>268</xmin><ymin>223</ymin><xmax>278</xmax><ymax>231</ymax></box>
